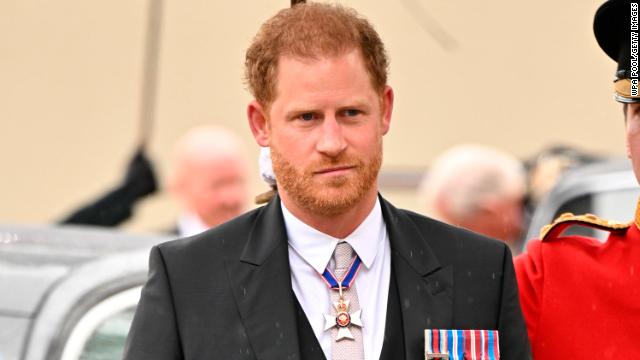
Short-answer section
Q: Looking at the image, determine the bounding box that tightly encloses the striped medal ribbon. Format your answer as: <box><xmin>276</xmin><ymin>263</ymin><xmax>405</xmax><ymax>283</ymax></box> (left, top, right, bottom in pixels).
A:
<box><xmin>424</xmin><ymin>329</ymin><xmax>500</xmax><ymax>360</ymax></box>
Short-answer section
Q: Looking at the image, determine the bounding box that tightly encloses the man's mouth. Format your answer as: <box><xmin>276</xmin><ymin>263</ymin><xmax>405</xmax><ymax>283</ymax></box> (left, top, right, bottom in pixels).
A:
<box><xmin>314</xmin><ymin>165</ymin><xmax>356</xmax><ymax>175</ymax></box>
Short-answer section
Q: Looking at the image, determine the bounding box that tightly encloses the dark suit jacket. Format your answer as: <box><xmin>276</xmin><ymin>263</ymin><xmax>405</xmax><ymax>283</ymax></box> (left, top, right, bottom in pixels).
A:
<box><xmin>124</xmin><ymin>195</ymin><xmax>531</xmax><ymax>359</ymax></box>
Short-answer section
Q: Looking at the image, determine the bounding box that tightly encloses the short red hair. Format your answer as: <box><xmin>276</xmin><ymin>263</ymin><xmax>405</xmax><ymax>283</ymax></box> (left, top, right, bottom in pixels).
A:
<box><xmin>244</xmin><ymin>2</ymin><xmax>389</xmax><ymax>107</ymax></box>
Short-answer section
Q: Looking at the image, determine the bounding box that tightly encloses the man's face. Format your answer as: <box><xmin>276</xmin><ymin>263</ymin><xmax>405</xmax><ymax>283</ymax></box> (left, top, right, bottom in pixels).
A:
<box><xmin>183</xmin><ymin>154</ymin><xmax>248</xmax><ymax>227</ymax></box>
<box><xmin>492</xmin><ymin>193</ymin><xmax>525</xmax><ymax>244</ymax></box>
<box><xmin>255</xmin><ymin>49</ymin><xmax>392</xmax><ymax>216</ymax></box>
<box><xmin>626</xmin><ymin>102</ymin><xmax>640</xmax><ymax>183</ymax></box>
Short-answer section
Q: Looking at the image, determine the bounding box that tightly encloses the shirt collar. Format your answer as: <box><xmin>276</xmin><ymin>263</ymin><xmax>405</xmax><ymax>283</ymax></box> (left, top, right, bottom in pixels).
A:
<box><xmin>177</xmin><ymin>213</ymin><xmax>209</xmax><ymax>237</ymax></box>
<box><xmin>282</xmin><ymin>198</ymin><xmax>385</xmax><ymax>274</ymax></box>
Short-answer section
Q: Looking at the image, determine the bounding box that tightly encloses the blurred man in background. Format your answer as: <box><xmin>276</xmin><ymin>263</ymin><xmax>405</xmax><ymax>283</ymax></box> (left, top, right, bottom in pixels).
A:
<box><xmin>60</xmin><ymin>126</ymin><xmax>249</xmax><ymax>236</ymax></box>
<box><xmin>168</xmin><ymin>125</ymin><xmax>250</xmax><ymax>237</ymax></box>
<box><xmin>419</xmin><ymin>144</ymin><xmax>527</xmax><ymax>251</ymax></box>
<box><xmin>515</xmin><ymin>0</ymin><xmax>640</xmax><ymax>357</ymax></box>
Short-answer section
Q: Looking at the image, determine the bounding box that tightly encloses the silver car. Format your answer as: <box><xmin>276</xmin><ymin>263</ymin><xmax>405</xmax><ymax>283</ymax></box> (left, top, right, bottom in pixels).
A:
<box><xmin>0</xmin><ymin>225</ymin><xmax>169</xmax><ymax>360</ymax></box>
<box><xmin>524</xmin><ymin>157</ymin><xmax>639</xmax><ymax>249</ymax></box>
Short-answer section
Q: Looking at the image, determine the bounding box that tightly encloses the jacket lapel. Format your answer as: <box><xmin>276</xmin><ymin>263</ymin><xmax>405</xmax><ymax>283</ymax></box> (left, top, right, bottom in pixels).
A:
<box><xmin>224</xmin><ymin>194</ymin><xmax>453</xmax><ymax>360</ymax></box>
<box><xmin>225</xmin><ymin>197</ymin><xmax>301</xmax><ymax>360</ymax></box>
<box><xmin>380</xmin><ymin>196</ymin><xmax>453</xmax><ymax>360</ymax></box>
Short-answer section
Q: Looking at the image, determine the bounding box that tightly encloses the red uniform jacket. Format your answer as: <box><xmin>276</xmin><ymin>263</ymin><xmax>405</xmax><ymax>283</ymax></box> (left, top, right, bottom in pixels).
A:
<box><xmin>515</xmin><ymin>210</ymin><xmax>640</xmax><ymax>359</ymax></box>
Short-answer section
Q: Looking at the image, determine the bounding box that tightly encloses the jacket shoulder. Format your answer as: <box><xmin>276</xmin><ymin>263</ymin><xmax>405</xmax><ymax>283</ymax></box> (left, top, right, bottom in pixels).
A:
<box><xmin>157</xmin><ymin>207</ymin><xmax>263</xmax><ymax>259</ymax></box>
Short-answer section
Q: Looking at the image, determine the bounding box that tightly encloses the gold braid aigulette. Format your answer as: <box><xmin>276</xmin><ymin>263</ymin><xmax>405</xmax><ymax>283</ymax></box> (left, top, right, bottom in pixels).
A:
<box><xmin>540</xmin><ymin>210</ymin><xmax>632</xmax><ymax>240</ymax></box>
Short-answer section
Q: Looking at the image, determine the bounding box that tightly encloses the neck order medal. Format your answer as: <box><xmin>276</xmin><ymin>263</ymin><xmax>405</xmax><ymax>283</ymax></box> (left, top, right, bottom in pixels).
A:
<box><xmin>321</xmin><ymin>256</ymin><xmax>364</xmax><ymax>341</ymax></box>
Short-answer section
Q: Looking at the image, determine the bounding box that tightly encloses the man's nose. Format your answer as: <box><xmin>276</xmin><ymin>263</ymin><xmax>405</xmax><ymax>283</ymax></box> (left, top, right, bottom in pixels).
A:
<box><xmin>316</xmin><ymin>116</ymin><xmax>347</xmax><ymax>157</ymax></box>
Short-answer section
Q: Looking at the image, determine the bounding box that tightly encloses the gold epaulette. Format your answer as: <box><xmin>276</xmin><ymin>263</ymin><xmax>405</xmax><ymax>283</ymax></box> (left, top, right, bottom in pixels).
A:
<box><xmin>539</xmin><ymin>212</ymin><xmax>631</xmax><ymax>240</ymax></box>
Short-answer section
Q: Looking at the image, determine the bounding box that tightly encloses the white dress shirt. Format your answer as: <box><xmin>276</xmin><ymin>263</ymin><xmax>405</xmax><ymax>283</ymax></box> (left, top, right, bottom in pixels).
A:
<box><xmin>282</xmin><ymin>199</ymin><xmax>391</xmax><ymax>360</ymax></box>
<box><xmin>176</xmin><ymin>213</ymin><xmax>209</xmax><ymax>237</ymax></box>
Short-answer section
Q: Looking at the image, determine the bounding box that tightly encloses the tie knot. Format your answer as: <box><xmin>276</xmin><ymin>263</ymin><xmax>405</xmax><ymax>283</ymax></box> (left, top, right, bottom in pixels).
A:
<box><xmin>333</xmin><ymin>242</ymin><xmax>355</xmax><ymax>275</ymax></box>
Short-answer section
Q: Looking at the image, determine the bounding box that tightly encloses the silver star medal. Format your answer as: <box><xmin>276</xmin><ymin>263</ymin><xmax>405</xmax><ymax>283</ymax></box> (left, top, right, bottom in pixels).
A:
<box><xmin>323</xmin><ymin>284</ymin><xmax>363</xmax><ymax>341</ymax></box>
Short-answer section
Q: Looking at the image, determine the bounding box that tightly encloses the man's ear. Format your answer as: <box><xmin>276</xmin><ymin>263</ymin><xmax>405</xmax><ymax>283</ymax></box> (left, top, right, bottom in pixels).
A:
<box><xmin>380</xmin><ymin>86</ymin><xmax>394</xmax><ymax>135</ymax></box>
<box><xmin>247</xmin><ymin>100</ymin><xmax>270</xmax><ymax>147</ymax></box>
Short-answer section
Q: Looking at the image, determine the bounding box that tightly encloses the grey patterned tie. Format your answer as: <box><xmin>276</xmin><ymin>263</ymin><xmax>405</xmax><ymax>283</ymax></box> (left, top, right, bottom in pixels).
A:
<box><xmin>330</xmin><ymin>242</ymin><xmax>365</xmax><ymax>360</ymax></box>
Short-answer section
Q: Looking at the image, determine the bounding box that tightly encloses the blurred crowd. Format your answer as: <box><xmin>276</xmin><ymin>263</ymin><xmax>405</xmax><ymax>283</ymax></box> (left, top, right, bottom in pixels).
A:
<box><xmin>59</xmin><ymin>133</ymin><xmax>601</xmax><ymax>255</ymax></box>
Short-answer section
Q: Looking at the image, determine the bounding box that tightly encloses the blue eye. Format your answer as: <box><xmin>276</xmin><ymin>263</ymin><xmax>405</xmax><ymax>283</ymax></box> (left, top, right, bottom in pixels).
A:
<box><xmin>344</xmin><ymin>109</ymin><xmax>360</xmax><ymax>117</ymax></box>
<box><xmin>300</xmin><ymin>113</ymin><xmax>315</xmax><ymax>121</ymax></box>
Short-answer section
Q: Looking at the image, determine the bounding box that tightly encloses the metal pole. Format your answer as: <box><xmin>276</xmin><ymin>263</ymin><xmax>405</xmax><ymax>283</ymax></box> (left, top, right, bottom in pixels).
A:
<box><xmin>138</xmin><ymin>0</ymin><xmax>164</xmax><ymax>149</ymax></box>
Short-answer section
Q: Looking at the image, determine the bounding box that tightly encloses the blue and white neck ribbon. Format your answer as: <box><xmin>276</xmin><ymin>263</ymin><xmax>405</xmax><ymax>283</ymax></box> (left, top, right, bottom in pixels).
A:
<box><xmin>320</xmin><ymin>255</ymin><xmax>363</xmax><ymax>290</ymax></box>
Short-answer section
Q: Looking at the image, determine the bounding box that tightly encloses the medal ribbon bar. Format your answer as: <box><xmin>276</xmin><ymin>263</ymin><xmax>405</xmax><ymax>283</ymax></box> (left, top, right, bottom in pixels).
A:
<box><xmin>424</xmin><ymin>329</ymin><xmax>500</xmax><ymax>360</ymax></box>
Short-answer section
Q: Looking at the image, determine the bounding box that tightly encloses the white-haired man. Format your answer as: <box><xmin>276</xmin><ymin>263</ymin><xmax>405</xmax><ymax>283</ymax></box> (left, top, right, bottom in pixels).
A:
<box><xmin>420</xmin><ymin>144</ymin><xmax>526</xmax><ymax>251</ymax></box>
<box><xmin>168</xmin><ymin>126</ymin><xmax>250</xmax><ymax>237</ymax></box>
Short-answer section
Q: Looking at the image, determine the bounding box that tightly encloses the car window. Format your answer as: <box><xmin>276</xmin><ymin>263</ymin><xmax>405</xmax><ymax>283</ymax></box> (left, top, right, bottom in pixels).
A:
<box><xmin>78</xmin><ymin>307</ymin><xmax>135</xmax><ymax>360</ymax></box>
<box><xmin>61</xmin><ymin>287</ymin><xmax>141</xmax><ymax>360</ymax></box>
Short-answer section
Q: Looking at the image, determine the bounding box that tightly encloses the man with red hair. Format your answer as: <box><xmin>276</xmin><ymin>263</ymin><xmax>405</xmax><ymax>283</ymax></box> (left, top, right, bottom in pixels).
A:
<box><xmin>125</xmin><ymin>3</ymin><xmax>530</xmax><ymax>359</ymax></box>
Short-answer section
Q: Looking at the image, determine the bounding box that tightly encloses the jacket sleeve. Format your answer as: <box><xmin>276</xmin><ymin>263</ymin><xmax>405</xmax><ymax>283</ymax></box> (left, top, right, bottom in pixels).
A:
<box><xmin>59</xmin><ymin>148</ymin><xmax>157</xmax><ymax>227</ymax></box>
<box><xmin>498</xmin><ymin>245</ymin><xmax>533</xmax><ymax>359</ymax></box>
<box><xmin>513</xmin><ymin>240</ymin><xmax>544</xmax><ymax>351</ymax></box>
<box><xmin>123</xmin><ymin>246</ymin><xmax>183</xmax><ymax>360</ymax></box>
